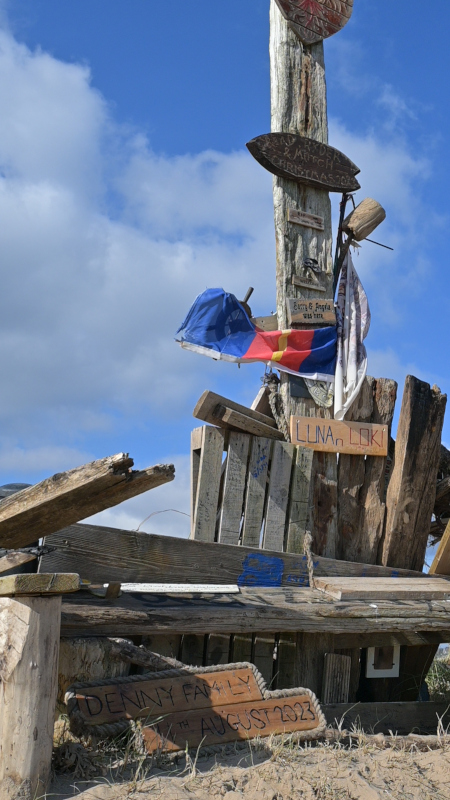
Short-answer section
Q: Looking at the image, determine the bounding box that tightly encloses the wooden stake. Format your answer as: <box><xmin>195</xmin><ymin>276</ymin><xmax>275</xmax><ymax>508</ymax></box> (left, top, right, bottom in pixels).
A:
<box><xmin>0</xmin><ymin>596</ymin><xmax>61</xmax><ymax>799</ymax></box>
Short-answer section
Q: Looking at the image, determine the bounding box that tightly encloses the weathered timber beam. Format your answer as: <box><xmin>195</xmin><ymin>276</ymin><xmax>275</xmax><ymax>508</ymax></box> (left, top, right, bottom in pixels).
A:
<box><xmin>0</xmin><ymin>551</ymin><xmax>36</xmax><ymax>574</ymax></box>
<box><xmin>0</xmin><ymin>573</ymin><xmax>79</xmax><ymax>596</ymax></box>
<box><xmin>60</xmin><ymin>588</ymin><xmax>450</xmax><ymax>637</ymax></box>
<box><xmin>40</xmin><ymin>523</ymin><xmax>439</xmax><ymax>586</ymax></box>
<box><xmin>0</xmin><ymin>455</ymin><xmax>175</xmax><ymax>550</ymax></box>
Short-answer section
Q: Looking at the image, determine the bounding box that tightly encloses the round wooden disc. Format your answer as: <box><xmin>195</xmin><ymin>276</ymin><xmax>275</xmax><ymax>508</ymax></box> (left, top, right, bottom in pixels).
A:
<box><xmin>275</xmin><ymin>0</ymin><xmax>354</xmax><ymax>45</ymax></box>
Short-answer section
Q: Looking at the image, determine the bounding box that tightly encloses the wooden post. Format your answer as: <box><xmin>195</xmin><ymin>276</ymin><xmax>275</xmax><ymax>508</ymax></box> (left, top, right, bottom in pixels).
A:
<box><xmin>0</xmin><ymin>574</ymin><xmax>78</xmax><ymax>800</ymax></box>
<box><xmin>270</xmin><ymin>0</ymin><xmax>337</xmax><ymax>557</ymax></box>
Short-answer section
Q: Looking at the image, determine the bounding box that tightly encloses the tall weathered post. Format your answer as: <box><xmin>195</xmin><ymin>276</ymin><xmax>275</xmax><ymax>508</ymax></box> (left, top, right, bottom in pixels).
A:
<box><xmin>270</xmin><ymin>0</ymin><xmax>337</xmax><ymax>558</ymax></box>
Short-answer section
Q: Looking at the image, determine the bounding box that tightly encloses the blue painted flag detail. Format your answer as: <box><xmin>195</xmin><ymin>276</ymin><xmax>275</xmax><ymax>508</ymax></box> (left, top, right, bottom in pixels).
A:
<box><xmin>176</xmin><ymin>288</ymin><xmax>337</xmax><ymax>381</ymax></box>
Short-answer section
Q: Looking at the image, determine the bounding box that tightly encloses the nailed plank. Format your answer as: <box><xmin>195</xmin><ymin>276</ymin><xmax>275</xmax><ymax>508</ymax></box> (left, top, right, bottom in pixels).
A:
<box><xmin>218</xmin><ymin>433</ymin><xmax>250</xmax><ymax>545</ymax></box>
<box><xmin>0</xmin><ymin>573</ymin><xmax>79</xmax><ymax>596</ymax></box>
<box><xmin>322</xmin><ymin>654</ymin><xmax>351</xmax><ymax>704</ymax></box>
<box><xmin>0</xmin><ymin>453</ymin><xmax>175</xmax><ymax>550</ymax></box>
<box><xmin>381</xmin><ymin>377</ymin><xmax>447</xmax><ymax>571</ymax></box>
<box><xmin>252</xmin><ymin>635</ymin><xmax>276</xmax><ymax>686</ymax></box>
<box><xmin>214</xmin><ymin>405</ymin><xmax>284</xmax><ymax>440</ymax></box>
<box><xmin>143</xmin><ymin>692</ymin><xmax>321</xmax><ymax>752</ymax></box>
<box><xmin>190</xmin><ymin>427</ymin><xmax>204</xmax><ymax>530</ymax></box>
<box><xmin>251</xmin><ymin>315</ymin><xmax>279</xmax><ymax>332</ymax></box>
<box><xmin>291</xmin><ymin>416</ymin><xmax>388</xmax><ymax>456</ymax></box>
<box><xmin>241</xmin><ymin>438</ymin><xmax>272</xmax><ymax>548</ymax></box>
<box><xmin>315</xmin><ymin>577</ymin><xmax>450</xmax><ymax>601</ymax></box>
<box><xmin>191</xmin><ymin>426</ymin><xmax>224</xmax><ymax>542</ymax></box>
<box><xmin>286</xmin><ymin>297</ymin><xmax>336</xmax><ymax>326</ymax></box>
<box><xmin>0</xmin><ymin>551</ymin><xmax>36</xmax><ymax>574</ymax></box>
<box><xmin>263</xmin><ymin>442</ymin><xmax>295</xmax><ymax>551</ymax></box>
<box><xmin>286</xmin><ymin>447</ymin><xmax>313</xmax><ymax>554</ymax></box>
<box><xmin>141</xmin><ymin>635</ymin><xmax>182</xmax><ymax>662</ymax></box>
<box><xmin>60</xmin><ymin>587</ymin><xmax>450</xmax><ymax>638</ymax></box>
<box><xmin>205</xmin><ymin>635</ymin><xmax>231</xmax><ymax>666</ymax></box>
<box><xmin>194</xmin><ymin>390</ymin><xmax>277</xmax><ymax>429</ymax></box>
<box><xmin>323</xmin><ymin>702</ymin><xmax>450</xmax><ymax>736</ymax></box>
<box><xmin>180</xmin><ymin>635</ymin><xmax>206</xmax><ymax>667</ymax></box>
<box><xmin>246</xmin><ymin>133</ymin><xmax>360</xmax><ymax>193</ymax></box>
<box><xmin>41</xmin><ymin>523</ymin><xmax>440</xmax><ymax>587</ymax></box>
<box><xmin>288</xmin><ymin>208</ymin><xmax>324</xmax><ymax>231</ymax></box>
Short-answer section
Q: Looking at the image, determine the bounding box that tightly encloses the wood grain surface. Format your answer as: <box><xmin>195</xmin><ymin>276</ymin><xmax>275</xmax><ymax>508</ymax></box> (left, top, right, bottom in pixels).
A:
<box><xmin>247</xmin><ymin>133</ymin><xmax>360</xmax><ymax>193</ymax></box>
<box><xmin>0</xmin><ymin>573</ymin><xmax>79</xmax><ymax>596</ymax></box>
<box><xmin>314</xmin><ymin>577</ymin><xmax>450</xmax><ymax>602</ymax></box>
<box><xmin>275</xmin><ymin>0</ymin><xmax>354</xmax><ymax>45</ymax></box>
<box><xmin>286</xmin><ymin>297</ymin><xmax>335</xmax><ymax>325</ymax></box>
<box><xmin>291</xmin><ymin>417</ymin><xmax>388</xmax><ymax>456</ymax></box>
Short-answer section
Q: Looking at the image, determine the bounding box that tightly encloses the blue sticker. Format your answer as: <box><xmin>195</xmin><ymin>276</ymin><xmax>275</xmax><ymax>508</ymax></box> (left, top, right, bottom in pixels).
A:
<box><xmin>238</xmin><ymin>553</ymin><xmax>285</xmax><ymax>587</ymax></box>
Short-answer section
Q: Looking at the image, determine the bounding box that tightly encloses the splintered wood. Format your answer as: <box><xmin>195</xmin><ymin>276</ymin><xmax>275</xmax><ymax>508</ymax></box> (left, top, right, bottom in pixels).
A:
<box><xmin>67</xmin><ymin>664</ymin><xmax>325</xmax><ymax>752</ymax></box>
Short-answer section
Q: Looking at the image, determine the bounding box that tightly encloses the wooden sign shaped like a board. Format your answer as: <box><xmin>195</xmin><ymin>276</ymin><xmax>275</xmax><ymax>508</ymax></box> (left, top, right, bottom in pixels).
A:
<box><xmin>275</xmin><ymin>0</ymin><xmax>354</xmax><ymax>45</ymax></box>
<box><xmin>287</xmin><ymin>298</ymin><xmax>336</xmax><ymax>325</ymax></box>
<box><xmin>246</xmin><ymin>134</ymin><xmax>360</xmax><ymax>193</ymax></box>
<box><xmin>67</xmin><ymin>663</ymin><xmax>325</xmax><ymax>752</ymax></box>
<box><xmin>290</xmin><ymin>416</ymin><xmax>388</xmax><ymax>456</ymax></box>
<box><xmin>288</xmin><ymin>208</ymin><xmax>324</xmax><ymax>231</ymax></box>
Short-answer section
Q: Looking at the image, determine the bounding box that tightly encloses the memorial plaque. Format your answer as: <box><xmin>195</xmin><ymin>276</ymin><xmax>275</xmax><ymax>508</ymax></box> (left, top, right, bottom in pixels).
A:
<box><xmin>290</xmin><ymin>416</ymin><xmax>388</xmax><ymax>456</ymax></box>
<box><xmin>67</xmin><ymin>663</ymin><xmax>325</xmax><ymax>751</ymax></box>
<box><xmin>246</xmin><ymin>133</ymin><xmax>360</xmax><ymax>193</ymax></box>
<box><xmin>287</xmin><ymin>297</ymin><xmax>336</xmax><ymax>325</ymax></box>
<box><xmin>274</xmin><ymin>0</ymin><xmax>354</xmax><ymax>45</ymax></box>
<box><xmin>288</xmin><ymin>208</ymin><xmax>324</xmax><ymax>231</ymax></box>
<box><xmin>143</xmin><ymin>693</ymin><xmax>320</xmax><ymax>753</ymax></box>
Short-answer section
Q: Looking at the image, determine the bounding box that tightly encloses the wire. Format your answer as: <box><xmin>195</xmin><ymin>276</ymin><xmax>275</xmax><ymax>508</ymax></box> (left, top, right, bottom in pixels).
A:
<box><xmin>135</xmin><ymin>509</ymin><xmax>190</xmax><ymax>532</ymax></box>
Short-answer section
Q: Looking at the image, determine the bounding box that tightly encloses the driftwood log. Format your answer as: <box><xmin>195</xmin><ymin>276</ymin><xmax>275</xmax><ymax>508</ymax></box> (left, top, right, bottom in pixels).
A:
<box><xmin>342</xmin><ymin>197</ymin><xmax>386</xmax><ymax>241</ymax></box>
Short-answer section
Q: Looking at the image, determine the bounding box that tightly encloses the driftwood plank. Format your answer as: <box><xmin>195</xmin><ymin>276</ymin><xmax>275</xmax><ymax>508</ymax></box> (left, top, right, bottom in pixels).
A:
<box><xmin>41</xmin><ymin>523</ymin><xmax>439</xmax><ymax>586</ymax></box>
<box><xmin>241</xmin><ymin>437</ymin><xmax>272</xmax><ymax>548</ymax></box>
<box><xmin>194</xmin><ymin>390</ymin><xmax>277</xmax><ymax>429</ymax></box>
<box><xmin>0</xmin><ymin>573</ymin><xmax>79</xmax><ymax>596</ymax></box>
<box><xmin>214</xmin><ymin>405</ymin><xmax>284</xmax><ymax>440</ymax></box>
<box><xmin>286</xmin><ymin>447</ymin><xmax>313</xmax><ymax>554</ymax></box>
<box><xmin>0</xmin><ymin>552</ymin><xmax>36</xmax><ymax>574</ymax></box>
<box><xmin>191</xmin><ymin>427</ymin><xmax>224</xmax><ymax>542</ymax></box>
<box><xmin>322</xmin><ymin>654</ymin><xmax>351</xmax><ymax>704</ymax></box>
<box><xmin>60</xmin><ymin>587</ymin><xmax>450</xmax><ymax>638</ymax></box>
<box><xmin>252</xmin><ymin>634</ymin><xmax>275</xmax><ymax>686</ymax></box>
<box><xmin>381</xmin><ymin>377</ymin><xmax>447</xmax><ymax>571</ymax></box>
<box><xmin>218</xmin><ymin>433</ymin><xmax>250</xmax><ymax>545</ymax></box>
<box><xmin>314</xmin><ymin>577</ymin><xmax>450</xmax><ymax>602</ymax></box>
<box><xmin>0</xmin><ymin>454</ymin><xmax>175</xmax><ymax>550</ymax></box>
<box><xmin>263</xmin><ymin>442</ymin><xmax>295</xmax><ymax>551</ymax></box>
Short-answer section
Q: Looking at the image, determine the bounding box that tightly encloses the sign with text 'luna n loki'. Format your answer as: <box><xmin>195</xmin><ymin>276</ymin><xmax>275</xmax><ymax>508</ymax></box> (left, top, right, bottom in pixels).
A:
<box><xmin>290</xmin><ymin>416</ymin><xmax>388</xmax><ymax>456</ymax></box>
<box><xmin>67</xmin><ymin>663</ymin><xmax>325</xmax><ymax>752</ymax></box>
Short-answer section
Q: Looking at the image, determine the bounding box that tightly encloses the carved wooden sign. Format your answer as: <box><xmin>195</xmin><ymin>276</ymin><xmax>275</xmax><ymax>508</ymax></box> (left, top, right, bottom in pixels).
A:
<box><xmin>290</xmin><ymin>417</ymin><xmax>388</xmax><ymax>456</ymax></box>
<box><xmin>274</xmin><ymin>0</ymin><xmax>354</xmax><ymax>45</ymax></box>
<box><xmin>287</xmin><ymin>297</ymin><xmax>336</xmax><ymax>325</ymax></box>
<box><xmin>246</xmin><ymin>133</ymin><xmax>360</xmax><ymax>193</ymax></box>
<box><xmin>288</xmin><ymin>208</ymin><xmax>324</xmax><ymax>231</ymax></box>
<box><xmin>67</xmin><ymin>663</ymin><xmax>325</xmax><ymax>752</ymax></box>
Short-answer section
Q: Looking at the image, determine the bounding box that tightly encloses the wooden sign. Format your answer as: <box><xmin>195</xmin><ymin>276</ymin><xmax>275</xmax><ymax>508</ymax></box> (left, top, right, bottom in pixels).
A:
<box><xmin>246</xmin><ymin>133</ymin><xmax>360</xmax><ymax>193</ymax></box>
<box><xmin>275</xmin><ymin>0</ymin><xmax>354</xmax><ymax>45</ymax></box>
<box><xmin>67</xmin><ymin>663</ymin><xmax>325</xmax><ymax>751</ymax></box>
<box><xmin>290</xmin><ymin>417</ymin><xmax>388</xmax><ymax>456</ymax></box>
<box><xmin>287</xmin><ymin>297</ymin><xmax>336</xmax><ymax>325</ymax></box>
<box><xmin>288</xmin><ymin>208</ymin><xmax>324</xmax><ymax>231</ymax></box>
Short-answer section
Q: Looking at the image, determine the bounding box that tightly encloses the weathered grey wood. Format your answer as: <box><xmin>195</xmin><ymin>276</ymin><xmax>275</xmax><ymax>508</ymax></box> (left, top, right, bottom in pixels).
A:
<box><xmin>214</xmin><ymin>405</ymin><xmax>284</xmax><ymax>440</ymax></box>
<box><xmin>141</xmin><ymin>634</ymin><xmax>182</xmax><ymax>662</ymax></box>
<box><xmin>270</xmin><ymin>0</ymin><xmax>337</xmax><ymax>561</ymax></box>
<box><xmin>41</xmin><ymin>523</ymin><xmax>439</xmax><ymax>586</ymax></box>
<box><xmin>218</xmin><ymin>433</ymin><xmax>250</xmax><ymax>545</ymax></box>
<box><xmin>251</xmin><ymin>314</ymin><xmax>279</xmax><ymax>332</ymax></box>
<box><xmin>342</xmin><ymin>197</ymin><xmax>386</xmax><ymax>242</ymax></box>
<box><xmin>180</xmin><ymin>634</ymin><xmax>205</xmax><ymax>667</ymax></box>
<box><xmin>0</xmin><ymin>453</ymin><xmax>175</xmax><ymax>550</ymax></box>
<box><xmin>381</xmin><ymin>377</ymin><xmax>447</xmax><ymax>571</ymax></box>
<box><xmin>253</xmin><ymin>634</ymin><xmax>276</xmax><ymax>686</ymax></box>
<box><xmin>288</xmin><ymin>208</ymin><xmax>324</xmax><ymax>231</ymax></box>
<box><xmin>322</xmin><ymin>653</ymin><xmax>351</xmax><ymax>703</ymax></box>
<box><xmin>263</xmin><ymin>442</ymin><xmax>295</xmax><ymax>551</ymax></box>
<box><xmin>251</xmin><ymin>387</ymin><xmax>275</xmax><ymax>419</ymax></box>
<box><xmin>0</xmin><ymin>552</ymin><xmax>36</xmax><ymax>574</ymax></box>
<box><xmin>190</xmin><ymin>427</ymin><xmax>203</xmax><ymax>529</ymax></box>
<box><xmin>107</xmin><ymin>637</ymin><xmax>185</xmax><ymax>670</ymax></box>
<box><xmin>231</xmin><ymin>634</ymin><xmax>253</xmax><ymax>663</ymax></box>
<box><xmin>0</xmin><ymin>596</ymin><xmax>61</xmax><ymax>799</ymax></box>
<box><xmin>57</xmin><ymin>638</ymin><xmax>130</xmax><ymax>713</ymax></box>
<box><xmin>294</xmin><ymin>632</ymin><xmax>335</xmax><ymax>698</ymax></box>
<box><xmin>286</xmin><ymin>446</ymin><xmax>313</xmax><ymax>555</ymax></box>
<box><xmin>191</xmin><ymin>426</ymin><xmax>224</xmax><ymax>542</ymax></box>
<box><xmin>61</xmin><ymin>587</ymin><xmax>450</xmax><ymax>637</ymax></box>
<box><xmin>241</xmin><ymin>438</ymin><xmax>272</xmax><ymax>548</ymax></box>
<box><xmin>0</xmin><ymin>573</ymin><xmax>79</xmax><ymax>596</ymax></box>
<box><xmin>194</xmin><ymin>390</ymin><xmax>277</xmax><ymax>429</ymax></box>
<box><xmin>205</xmin><ymin>634</ymin><xmax>231</xmax><ymax>666</ymax></box>
<box><xmin>323</xmin><ymin>702</ymin><xmax>450</xmax><ymax>736</ymax></box>
<box><xmin>315</xmin><ymin>577</ymin><xmax>450</xmax><ymax>602</ymax></box>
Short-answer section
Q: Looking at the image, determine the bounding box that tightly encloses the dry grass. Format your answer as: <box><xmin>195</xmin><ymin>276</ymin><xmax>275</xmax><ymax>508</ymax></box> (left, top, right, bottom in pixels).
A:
<box><xmin>427</xmin><ymin>651</ymin><xmax>450</xmax><ymax>703</ymax></box>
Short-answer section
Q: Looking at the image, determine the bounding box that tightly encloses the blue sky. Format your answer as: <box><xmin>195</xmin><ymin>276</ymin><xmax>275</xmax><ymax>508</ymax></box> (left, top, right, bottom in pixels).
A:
<box><xmin>0</xmin><ymin>0</ymin><xmax>448</xmax><ymax>537</ymax></box>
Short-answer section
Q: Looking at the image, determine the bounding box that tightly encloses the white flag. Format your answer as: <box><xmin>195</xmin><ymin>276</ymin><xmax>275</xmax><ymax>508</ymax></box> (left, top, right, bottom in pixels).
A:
<box><xmin>334</xmin><ymin>252</ymin><xmax>371</xmax><ymax>421</ymax></box>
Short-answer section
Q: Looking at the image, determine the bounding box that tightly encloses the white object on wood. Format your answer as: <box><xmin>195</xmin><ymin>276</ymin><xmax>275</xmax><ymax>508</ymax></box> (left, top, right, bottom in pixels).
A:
<box><xmin>0</xmin><ymin>596</ymin><xmax>61</xmax><ymax>798</ymax></box>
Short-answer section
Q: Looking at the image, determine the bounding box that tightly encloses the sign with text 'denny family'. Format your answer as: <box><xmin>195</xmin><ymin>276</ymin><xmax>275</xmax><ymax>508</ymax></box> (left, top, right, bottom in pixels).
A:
<box><xmin>290</xmin><ymin>417</ymin><xmax>388</xmax><ymax>456</ymax></box>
